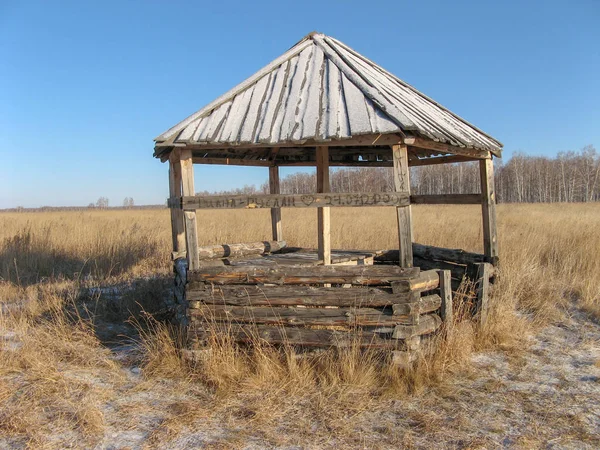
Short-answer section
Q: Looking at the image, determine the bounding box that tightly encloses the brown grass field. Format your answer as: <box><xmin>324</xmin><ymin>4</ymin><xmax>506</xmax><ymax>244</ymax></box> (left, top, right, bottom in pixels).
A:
<box><xmin>1</xmin><ymin>204</ymin><xmax>599</xmax><ymax>448</ymax></box>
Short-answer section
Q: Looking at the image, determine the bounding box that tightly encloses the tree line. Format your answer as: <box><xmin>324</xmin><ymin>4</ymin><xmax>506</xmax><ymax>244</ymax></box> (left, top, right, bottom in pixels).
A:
<box><xmin>198</xmin><ymin>145</ymin><xmax>599</xmax><ymax>203</ymax></box>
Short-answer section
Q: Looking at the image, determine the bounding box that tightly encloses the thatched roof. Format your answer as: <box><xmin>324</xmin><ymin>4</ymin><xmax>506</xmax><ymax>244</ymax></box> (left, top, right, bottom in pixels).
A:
<box><xmin>154</xmin><ymin>32</ymin><xmax>502</xmax><ymax>163</ymax></box>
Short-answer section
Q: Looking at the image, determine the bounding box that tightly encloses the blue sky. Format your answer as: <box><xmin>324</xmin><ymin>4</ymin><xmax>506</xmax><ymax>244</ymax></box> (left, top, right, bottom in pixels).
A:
<box><xmin>1</xmin><ymin>0</ymin><xmax>598</xmax><ymax>208</ymax></box>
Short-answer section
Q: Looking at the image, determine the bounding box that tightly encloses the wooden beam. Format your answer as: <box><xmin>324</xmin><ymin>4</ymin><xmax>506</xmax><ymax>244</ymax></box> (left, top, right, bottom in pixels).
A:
<box><xmin>479</xmin><ymin>158</ymin><xmax>499</xmax><ymax>264</ymax></box>
<box><xmin>156</xmin><ymin>133</ymin><xmax>403</xmax><ymax>151</ymax></box>
<box><xmin>475</xmin><ymin>262</ymin><xmax>493</xmax><ymax>326</ymax></box>
<box><xmin>392</xmin><ymin>144</ymin><xmax>413</xmax><ymax>268</ymax></box>
<box><xmin>180</xmin><ymin>149</ymin><xmax>200</xmax><ymax>271</ymax></box>
<box><xmin>316</xmin><ymin>146</ymin><xmax>331</xmax><ymax>265</ymax></box>
<box><xmin>403</xmin><ymin>136</ymin><xmax>492</xmax><ymax>159</ymax></box>
<box><xmin>408</xmin><ymin>154</ymin><xmax>482</xmax><ymax>166</ymax></box>
<box><xmin>187</xmin><ymin>265</ymin><xmax>420</xmax><ymax>286</ymax></box>
<box><xmin>191</xmin><ymin>157</ymin><xmax>271</xmax><ymax>166</ymax></box>
<box><xmin>187</xmin><ymin>285</ymin><xmax>416</xmax><ymax>307</ymax></box>
<box><xmin>168</xmin><ymin>149</ymin><xmax>186</xmax><ymax>255</ymax></box>
<box><xmin>410</xmin><ymin>194</ymin><xmax>482</xmax><ymax>205</ymax></box>
<box><xmin>269</xmin><ymin>166</ymin><xmax>283</xmax><ymax>241</ymax></box>
<box><xmin>438</xmin><ymin>270</ymin><xmax>453</xmax><ymax>333</ymax></box>
<box><xmin>175</xmin><ymin>192</ymin><xmax>410</xmax><ymax>210</ymax></box>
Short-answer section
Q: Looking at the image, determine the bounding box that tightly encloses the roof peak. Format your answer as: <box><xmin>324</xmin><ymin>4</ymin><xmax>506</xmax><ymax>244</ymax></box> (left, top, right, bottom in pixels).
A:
<box><xmin>155</xmin><ymin>33</ymin><xmax>502</xmax><ymax>155</ymax></box>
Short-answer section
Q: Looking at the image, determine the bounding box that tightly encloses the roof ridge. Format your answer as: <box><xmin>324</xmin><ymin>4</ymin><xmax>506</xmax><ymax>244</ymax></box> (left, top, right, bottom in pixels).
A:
<box><xmin>311</xmin><ymin>34</ymin><xmax>418</xmax><ymax>132</ymax></box>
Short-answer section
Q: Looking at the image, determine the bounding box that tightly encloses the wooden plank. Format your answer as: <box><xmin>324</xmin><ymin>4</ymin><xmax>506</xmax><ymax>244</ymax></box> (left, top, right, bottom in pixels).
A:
<box><xmin>188</xmin><ymin>265</ymin><xmax>420</xmax><ymax>285</ymax></box>
<box><xmin>412</xmin><ymin>243</ymin><xmax>487</xmax><ymax>265</ymax></box>
<box><xmin>392</xmin><ymin>314</ymin><xmax>442</xmax><ymax>339</ymax></box>
<box><xmin>269</xmin><ymin>166</ymin><xmax>283</xmax><ymax>241</ymax></box>
<box><xmin>191</xmin><ymin>157</ymin><xmax>272</xmax><ymax>166</ymax></box>
<box><xmin>196</xmin><ymin>240</ymin><xmax>286</xmax><ymax>260</ymax></box>
<box><xmin>189</xmin><ymin>324</ymin><xmax>404</xmax><ymax>349</ymax></box>
<box><xmin>438</xmin><ymin>270</ymin><xmax>453</xmax><ymax>332</ymax></box>
<box><xmin>475</xmin><ymin>262</ymin><xmax>492</xmax><ymax>326</ymax></box>
<box><xmin>410</xmin><ymin>194</ymin><xmax>482</xmax><ymax>205</ymax></box>
<box><xmin>316</xmin><ymin>146</ymin><xmax>331</xmax><ymax>265</ymax></box>
<box><xmin>188</xmin><ymin>305</ymin><xmax>418</xmax><ymax>327</ymax></box>
<box><xmin>480</xmin><ymin>158</ymin><xmax>499</xmax><ymax>265</ymax></box>
<box><xmin>392</xmin><ymin>144</ymin><xmax>413</xmax><ymax>268</ymax></box>
<box><xmin>408</xmin><ymin>154</ymin><xmax>481</xmax><ymax>166</ymax></box>
<box><xmin>186</xmin><ymin>284</ymin><xmax>414</xmax><ymax>307</ymax></box>
<box><xmin>180</xmin><ymin>149</ymin><xmax>200</xmax><ymax>271</ymax></box>
<box><xmin>168</xmin><ymin>150</ymin><xmax>186</xmax><ymax>254</ymax></box>
<box><xmin>391</xmin><ymin>294</ymin><xmax>441</xmax><ymax>316</ymax></box>
<box><xmin>403</xmin><ymin>136</ymin><xmax>493</xmax><ymax>158</ymax></box>
<box><xmin>176</xmin><ymin>192</ymin><xmax>410</xmax><ymax>210</ymax></box>
<box><xmin>391</xmin><ymin>269</ymin><xmax>439</xmax><ymax>293</ymax></box>
<box><xmin>157</xmin><ymin>132</ymin><xmax>404</xmax><ymax>150</ymax></box>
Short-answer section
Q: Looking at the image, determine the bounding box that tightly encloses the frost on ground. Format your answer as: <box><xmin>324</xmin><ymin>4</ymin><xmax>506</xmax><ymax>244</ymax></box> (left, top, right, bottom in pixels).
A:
<box><xmin>1</xmin><ymin>307</ymin><xmax>599</xmax><ymax>449</ymax></box>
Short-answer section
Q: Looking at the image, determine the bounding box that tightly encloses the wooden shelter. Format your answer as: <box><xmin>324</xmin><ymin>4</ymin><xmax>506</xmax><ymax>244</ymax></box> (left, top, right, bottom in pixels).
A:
<box><xmin>155</xmin><ymin>33</ymin><xmax>501</xmax><ymax>359</ymax></box>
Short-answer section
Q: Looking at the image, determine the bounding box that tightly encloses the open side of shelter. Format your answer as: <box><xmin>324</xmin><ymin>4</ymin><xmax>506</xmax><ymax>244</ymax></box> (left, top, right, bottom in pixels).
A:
<box><xmin>156</xmin><ymin>32</ymin><xmax>501</xmax><ymax>362</ymax></box>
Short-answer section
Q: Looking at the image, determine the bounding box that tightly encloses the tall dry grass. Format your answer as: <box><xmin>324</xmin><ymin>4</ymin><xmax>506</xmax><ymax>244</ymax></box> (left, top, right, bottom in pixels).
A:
<box><xmin>1</xmin><ymin>203</ymin><xmax>599</xmax><ymax>446</ymax></box>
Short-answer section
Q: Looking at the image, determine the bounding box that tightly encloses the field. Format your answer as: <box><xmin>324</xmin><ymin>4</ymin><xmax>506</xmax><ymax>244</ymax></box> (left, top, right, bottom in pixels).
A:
<box><xmin>1</xmin><ymin>204</ymin><xmax>600</xmax><ymax>448</ymax></box>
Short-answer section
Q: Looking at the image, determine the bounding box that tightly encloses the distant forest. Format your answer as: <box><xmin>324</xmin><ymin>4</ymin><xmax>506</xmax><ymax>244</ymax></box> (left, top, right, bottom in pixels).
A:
<box><xmin>198</xmin><ymin>145</ymin><xmax>600</xmax><ymax>204</ymax></box>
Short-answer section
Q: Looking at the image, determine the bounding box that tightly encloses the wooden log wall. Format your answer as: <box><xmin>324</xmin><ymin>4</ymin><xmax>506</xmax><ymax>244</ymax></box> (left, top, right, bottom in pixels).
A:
<box><xmin>184</xmin><ymin>265</ymin><xmax>452</xmax><ymax>352</ymax></box>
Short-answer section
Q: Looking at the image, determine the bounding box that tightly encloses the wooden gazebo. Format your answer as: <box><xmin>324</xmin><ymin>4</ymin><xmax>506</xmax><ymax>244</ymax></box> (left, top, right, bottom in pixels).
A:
<box><xmin>155</xmin><ymin>33</ymin><xmax>501</xmax><ymax>359</ymax></box>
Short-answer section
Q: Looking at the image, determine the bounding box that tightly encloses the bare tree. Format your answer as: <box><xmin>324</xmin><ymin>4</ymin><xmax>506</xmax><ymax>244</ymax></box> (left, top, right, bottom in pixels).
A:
<box><xmin>96</xmin><ymin>197</ymin><xmax>109</xmax><ymax>209</ymax></box>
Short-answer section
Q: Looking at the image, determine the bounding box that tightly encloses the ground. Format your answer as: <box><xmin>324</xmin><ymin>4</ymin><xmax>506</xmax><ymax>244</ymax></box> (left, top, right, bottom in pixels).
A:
<box><xmin>1</xmin><ymin>204</ymin><xmax>600</xmax><ymax>448</ymax></box>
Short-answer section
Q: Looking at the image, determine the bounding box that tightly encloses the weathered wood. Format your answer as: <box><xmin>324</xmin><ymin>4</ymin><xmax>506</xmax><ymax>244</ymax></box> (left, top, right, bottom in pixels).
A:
<box><xmin>192</xmin><ymin>157</ymin><xmax>272</xmax><ymax>166</ymax></box>
<box><xmin>269</xmin><ymin>166</ymin><xmax>283</xmax><ymax>241</ymax></box>
<box><xmin>403</xmin><ymin>135</ymin><xmax>494</xmax><ymax>158</ymax></box>
<box><xmin>180</xmin><ymin>149</ymin><xmax>200</xmax><ymax>271</ymax></box>
<box><xmin>480</xmin><ymin>158</ymin><xmax>499</xmax><ymax>265</ymax></box>
<box><xmin>189</xmin><ymin>324</ymin><xmax>404</xmax><ymax>349</ymax></box>
<box><xmin>408</xmin><ymin>154</ymin><xmax>481</xmax><ymax>166</ymax></box>
<box><xmin>475</xmin><ymin>262</ymin><xmax>492</xmax><ymax>326</ymax></box>
<box><xmin>413</xmin><ymin>256</ymin><xmax>467</xmax><ymax>280</ymax></box>
<box><xmin>392</xmin><ymin>314</ymin><xmax>442</xmax><ymax>339</ymax></box>
<box><xmin>317</xmin><ymin>146</ymin><xmax>331</xmax><ymax>265</ymax></box>
<box><xmin>176</xmin><ymin>192</ymin><xmax>410</xmax><ymax>210</ymax></box>
<box><xmin>410</xmin><ymin>194</ymin><xmax>482</xmax><ymax>205</ymax></box>
<box><xmin>169</xmin><ymin>150</ymin><xmax>186</xmax><ymax>254</ymax></box>
<box><xmin>438</xmin><ymin>270</ymin><xmax>453</xmax><ymax>331</ymax></box>
<box><xmin>157</xmin><ymin>133</ymin><xmax>404</xmax><ymax>151</ymax></box>
<box><xmin>196</xmin><ymin>240</ymin><xmax>287</xmax><ymax>260</ymax></box>
<box><xmin>188</xmin><ymin>265</ymin><xmax>420</xmax><ymax>286</ymax></box>
<box><xmin>377</xmin><ymin>243</ymin><xmax>487</xmax><ymax>265</ymax></box>
<box><xmin>391</xmin><ymin>294</ymin><xmax>442</xmax><ymax>315</ymax></box>
<box><xmin>392</xmin><ymin>144</ymin><xmax>413</xmax><ymax>268</ymax></box>
<box><xmin>186</xmin><ymin>284</ymin><xmax>414</xmax><ymax>307</ymax></box>
<box><xmin>189</xmin><ymin>304</ymin><xmax>418</xmax><ymax>327</ymax></box>
<box><xmin>391</xmin><ymin>270</ymin><xmax>439</xmax><ymax>293</ymax></box>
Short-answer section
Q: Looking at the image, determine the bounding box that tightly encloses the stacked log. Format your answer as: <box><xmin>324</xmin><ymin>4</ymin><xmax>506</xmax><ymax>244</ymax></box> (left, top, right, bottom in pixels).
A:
<box><xmin>184</xmin><ymin>265</ymin><xmax>446</xmax><ymax>356</ymax></box>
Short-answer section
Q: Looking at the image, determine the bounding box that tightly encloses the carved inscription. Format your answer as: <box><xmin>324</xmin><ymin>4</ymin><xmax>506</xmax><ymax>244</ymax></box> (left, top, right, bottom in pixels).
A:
<box><xmin>178</xmin><ymin>193</ymin><xmax>410</xmax><ymax>210</ymax></box>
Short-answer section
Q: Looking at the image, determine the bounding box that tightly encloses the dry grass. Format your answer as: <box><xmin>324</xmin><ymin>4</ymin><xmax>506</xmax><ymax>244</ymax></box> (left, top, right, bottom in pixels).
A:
<box><xmin>1</xmin><ymin>203</ymin><xmax>599</xmax><ymax>447</ymax></box>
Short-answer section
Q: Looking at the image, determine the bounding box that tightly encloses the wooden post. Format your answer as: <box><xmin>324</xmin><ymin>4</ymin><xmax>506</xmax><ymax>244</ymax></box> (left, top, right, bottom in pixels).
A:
<box><xmin>269</xmin><ymin>165</ymin><xmax>283</xmax><ymax>241</ymax></box>
<box><xmin>475</xmin><ymin>262</ymin><xmax>492</xmax><ymax>326</ymax></box>
<box><xmin>479</xmin><ymin>158</ymin><xmax>499</xmax><ymax>265</ymax></box>
<box><xmin>438</xmin><ymin>269</ymin><xmax>453</xmax><ymax>333</ymax></box>
<box><xmin>169</xmin><ymin>149</ymin><xmax>186</xmax><ymax>255</ymax></box>
<box><xmin>316</xmin><ymin>146</ymin><xmax>331</xmax><ymax>265</ymax></box>
<box><xmin>180</xmin><ymin>149</ymin><xmax>200</xmax><ymax>271</ymax></box>
<box><xmin>392</xmin><ymin>144</ymin><xmax>413</xmax><ymax>268</ymax></box>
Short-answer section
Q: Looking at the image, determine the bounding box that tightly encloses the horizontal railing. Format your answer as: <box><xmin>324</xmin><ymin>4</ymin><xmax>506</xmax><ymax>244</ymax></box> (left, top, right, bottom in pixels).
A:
<box><xmin>167</xmin><ymin>192</ymin><xmax>482</xmax><ymax>210</ymax></box>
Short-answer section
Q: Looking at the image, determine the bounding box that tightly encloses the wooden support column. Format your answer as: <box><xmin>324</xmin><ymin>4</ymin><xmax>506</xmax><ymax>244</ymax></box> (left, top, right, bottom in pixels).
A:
<box><xmin>392</xmin><ymin>144</ymin><xmax>413</xmax><ymax>268</ymax></box>
<box><xmin>269</xmin><ymin>165</ymin><xmax>283</xmax><ymax>241</ymax></box>
<box><xmin>479</xmin><ymin>158</ymin><xmax>499</xmax><ymax>264</ymax></box>
<box><xmin>316</xmin><ymin>146</ymin><xmax>331</xmax><ymax>265</ymax></box>
<box><xmin>169</xmin><ymin>149</ymin><xmax>186</xmax><ymax>255</ymax></box>
<box><xmin>180</xmin><ymin>149</ymin><xmax>200</xmax><ymax>271</ymax></box>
